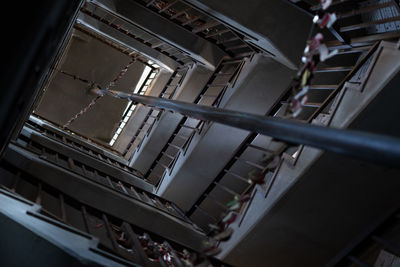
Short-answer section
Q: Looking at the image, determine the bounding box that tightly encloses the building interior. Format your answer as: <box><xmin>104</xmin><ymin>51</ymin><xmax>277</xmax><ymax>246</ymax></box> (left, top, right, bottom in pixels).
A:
<box><xmin>1</xmin><ymin>0</ymin><xmax>400</xmax><ymax>266</ymax></box>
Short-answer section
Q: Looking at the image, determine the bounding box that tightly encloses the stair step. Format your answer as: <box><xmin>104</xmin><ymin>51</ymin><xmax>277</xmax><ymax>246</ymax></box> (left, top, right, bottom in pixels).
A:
<box><xmin>146</xmin><ymin>0</ymin><xmax>157</xmax><ymax>7</ymax></box>
<box><xmin>216</xmin><ymin>36</ymin><xmax>240</xmax><ymax>44</ymax></box>
<box><xmin>225</xmin><ymin>44</ymin><xmax>249</xmax><ymax>51</ymax></box>
<box><xmin>182</xmin><ymin>15</ymin><xmax>201</xmax><ymax>26</ymax></box>
<box><xmin>207</xmin><ymin>83</ymin><xmax>228</xmax><ymax>87</ymax></box>
<box><xmin>221</xmin><ymin>59</ymin><xmax>243</xmax><ymax>65</ymax></box>
<box><xmin>311</xmin><ymin>0</ymin><xmax>353</xmax><ymax>11</ymax></box>
<box><xmin>303</xmin><ymin>102</ymin><xmax>322</xmax><ymax>108</ymax></box>
<box><xmin>341</xmin><ymin>16</ymin><xmax>400</xmax><ymax>32</ymax></box>
<box><xmin>170</xmin><ymin>8</ymin><xmax>190</xmax><ymax>19</ymax></box>
<box><xmin>200</xmin><ymin>94</ymin><xmax>220</xmax><ymax>98</ymax></box>
<box><xmin>326</xmin><ymin>31</ymin><xmax>400</xmax><ymax>49</ymax></box>
<box><xmin>214</xmin><ymin>72</ymin><xmax>235</xmax><ymax>77</ymax></box>
<box><xmin>151</xmin><ymin>42</ymin><xmax>165</xmax><ymax>49</ymax></box>
<box><xmin>158</xmin><ymin>0</ymin><xmax>178</xmax><ymax>13</ymax></box>
<box><xmin>192</xmin><ymin>20</ymin><xmax>220</xmax><ymax>34</ymax></box>
<box><xmin>234</xmin><ymin>51</ymin><xmax>254</xmax><ymax>57</ymax></box>
<box><xmin>309</xmin><ymin>85</ymin><xmax>337</xmax><ymax>90</ymax></box>
<box><xmin>335</xmin><ymin>46</ymin><xmax>372</xmax><ymax>55</ymax></box>
<box><xmin>205</xmin><ymin>28</ymin><xmax>230</xmax><ymax>38</ymax></box>
<box><xmin>315</xmin><ymin>66</ymin><xmax>353</xmax><ymax>73</ymax></box>
<box><xmin>337</xmin><ymin>2</ymin><xmax>395</xmax><ymax>19</ymax></box>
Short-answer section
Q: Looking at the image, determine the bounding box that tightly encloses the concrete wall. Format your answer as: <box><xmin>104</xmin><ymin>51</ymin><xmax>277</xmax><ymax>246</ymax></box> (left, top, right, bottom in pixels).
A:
<box><xmin>156</xmin><ymin>54</ymin><xmax>295</xmax><ymax>211</ymax></box>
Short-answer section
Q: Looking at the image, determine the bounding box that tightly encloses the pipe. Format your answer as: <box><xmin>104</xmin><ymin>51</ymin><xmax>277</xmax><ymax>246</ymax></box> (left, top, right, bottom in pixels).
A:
<box><xmin>95</xmin><ymin>88</ymin><xmax>400</xmax><ymax>167</ymax></box>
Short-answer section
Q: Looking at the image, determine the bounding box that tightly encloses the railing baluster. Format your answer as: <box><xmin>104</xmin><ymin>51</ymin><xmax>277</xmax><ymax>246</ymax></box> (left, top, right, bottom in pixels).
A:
<box><xmin>121</xmin><ymin>222</ymin><xmax>150</xmax><ymax>266</ymax></box>
<box><xmin>213</xmin><ymin>182</ymin><xmax>237</xmax><ymax>196</ymax></box>
<box><xmin>36</xmin><ymin>183</ymin><xmax>42</xmax><ymax>205</ymax></box>
<box><xmin>59</xmin><ymin>194</ymin><xmax>67</xmax><ymax>223</ymax></box>
<box><xmin>105</xmin><ymin>175</ymin><xmax>115</xmax><ymax>189</ymax></box>
<box><xmin>11</xmin><ymin>172</ymin><xmax>21</xmax><ymax>193</ymax></box>
<box><xmin>102</xmin><ymin>214</ymin><xmax>119</xmax><ymax>251</ymax></box>
<box><xmin>81</xmin><ymin>206</ymin><xmax>91</xmax><ymax>234</ymax></box>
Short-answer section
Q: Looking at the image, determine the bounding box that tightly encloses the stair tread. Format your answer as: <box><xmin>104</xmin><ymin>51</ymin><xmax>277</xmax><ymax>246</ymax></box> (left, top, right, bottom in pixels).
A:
<box><xmin>315</xmin><ymin>66</ymin><xmax>353</xmax><ymax>72</ymax></box>
<box><xmin>303</xmin><ymin>102</ymin><xmax>322</xmax><ymax>107</ymax></box>
<box><xmin>341</xmin><ymin>16</ymin><xmax>400</xmax><ymax>32</ymax></box>
<box><xmin>309</xmin><ymin>85</ymin><xmax>337</xmax><ymax>89</ymax></box>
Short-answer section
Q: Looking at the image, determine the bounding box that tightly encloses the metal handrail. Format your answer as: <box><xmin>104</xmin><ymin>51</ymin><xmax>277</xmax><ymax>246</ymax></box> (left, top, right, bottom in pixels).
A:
<box><xmin>94</xmin><ymin>88</ymin><xmax>400</xmax><ymax>167</ymax></box>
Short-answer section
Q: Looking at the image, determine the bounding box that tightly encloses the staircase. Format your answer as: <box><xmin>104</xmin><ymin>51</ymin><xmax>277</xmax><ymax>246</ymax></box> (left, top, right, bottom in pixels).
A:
<box><xmin>0</xmin><ymin>119</ymin><xmax>233</xmax><ymax>265</ymax></box>
<box><xmin>123</xmin><ymin>67</ymin><xmax>190</xmax><ymax>160</ymax></box>
<box><xmin>177</xmin><ymin>0</ymin><xmax>400</xmax><ymax>239</ymax></box>
<box><xmin>0</xmin><ymin>165</ymin><xmax>225</xmax><ymax>266</ymax></box>
<box><xmin>134</xmin><ymin>56</ymin><xmax>250</xmax><ymax>185</ymax></box>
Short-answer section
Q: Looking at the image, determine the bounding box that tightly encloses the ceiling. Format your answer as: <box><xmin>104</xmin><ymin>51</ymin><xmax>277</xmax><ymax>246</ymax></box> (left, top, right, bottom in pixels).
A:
<box><xmin>35</xmin><ymin>29</ymin><xmax>147</xmax><ymax>146</ymax></box>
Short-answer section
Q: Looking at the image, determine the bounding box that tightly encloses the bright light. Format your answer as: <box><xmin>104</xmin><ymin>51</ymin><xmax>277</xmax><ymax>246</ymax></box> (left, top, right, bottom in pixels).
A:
<box><xmin>133</xmin><ymin>66</ymin><xmax>152</xmax><ymax>94</ymax></box>
<box><xmin>109</xmin><ymin>66</ymin><xmax>156</xmax><ymax>147</ymax></box>
<box><xmin>109</xmin><ymin>139</ymin><xmax>116</xmax><ymax>146</ymax></box>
